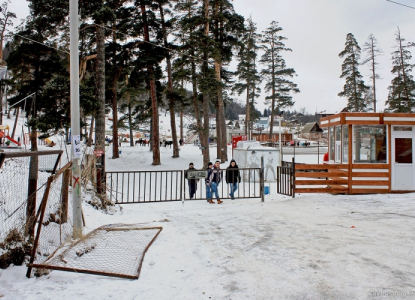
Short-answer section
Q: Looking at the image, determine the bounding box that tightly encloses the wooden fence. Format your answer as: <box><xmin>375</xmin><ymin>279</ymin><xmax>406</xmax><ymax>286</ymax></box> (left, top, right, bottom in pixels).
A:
<box><xmin>294</xmin><ymin>163</ymin><xmax>390</xmax><ymax>194</ymax></box>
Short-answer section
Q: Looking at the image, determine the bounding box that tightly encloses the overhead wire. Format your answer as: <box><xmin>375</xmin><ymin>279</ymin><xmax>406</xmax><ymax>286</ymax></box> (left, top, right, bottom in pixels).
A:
<box><xmin>8</xmin><ymin>92</ymin><xmax>36</xmax><ymax>109</ymax></box>
<box><xmin>385</xmin><ymin>0</ymin><xmax>415</xmax><ymax>9</ymax></box>
<box><xmin>11</xmin><ymin>32</ymin><xmax>70</xmax><ymax>54</ymax></box>
<box><xmin>94</xmin><ymin>23</ymin><xmax>262</xmax><ymax>80</ymax></box>
<box><xmin>7</xmin><ymin>14</ymin><xmax>261</xmax><ymax>88</ymax></box>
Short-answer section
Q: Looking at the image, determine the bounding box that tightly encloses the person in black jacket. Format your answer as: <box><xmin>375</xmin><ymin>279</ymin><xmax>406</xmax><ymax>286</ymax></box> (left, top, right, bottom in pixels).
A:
<box><xmin>226</xmin><ymin>159</ymin><xmax>241</xmax><ymax>200</ymax></box>
<box><xmin>185</xmin><ymin>162</ymin><xmax>198</xmax><ymax>199</ymax></box>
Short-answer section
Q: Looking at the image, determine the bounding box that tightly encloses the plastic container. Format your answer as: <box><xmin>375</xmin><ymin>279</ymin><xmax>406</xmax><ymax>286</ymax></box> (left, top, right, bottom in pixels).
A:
<box><xmin>264</xmin><ymin>186</ymin><xmax>269</xmax><ymax>195</ymax></box>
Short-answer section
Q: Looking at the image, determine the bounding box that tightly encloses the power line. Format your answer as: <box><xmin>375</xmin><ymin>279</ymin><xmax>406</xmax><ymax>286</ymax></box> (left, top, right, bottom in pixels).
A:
<box><xmin>11</xmin><ymin>32</ymin><xmax>70</xmax><ymax>54</ymax></box>
<box><xmin>8</xmin><ymin>92</ymin><xmax>36</xmax><ymax>109</ymax></box>
<box><xmin>386</xmin><ymin>0</ymin><xmax>415</xmax><ymax>10</ymax></box>
<box><xmin>94</xmin><ymin>23</ymin><xmax>261</xmax><ymax>79</ymax></box>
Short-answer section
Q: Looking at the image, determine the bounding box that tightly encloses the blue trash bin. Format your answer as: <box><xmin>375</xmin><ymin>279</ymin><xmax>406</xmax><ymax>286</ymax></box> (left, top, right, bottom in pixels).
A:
<box><xmin>264</xmin><ymin>186</ymin><xmax>269</xmax><ymax>195</ymax></box>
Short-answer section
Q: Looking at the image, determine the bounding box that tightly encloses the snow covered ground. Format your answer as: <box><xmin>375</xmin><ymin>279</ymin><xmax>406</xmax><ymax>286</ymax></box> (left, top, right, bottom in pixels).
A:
<box><xmin>1</xmin><ymin>137</ymin><xmax>415</xmax><ymax>299</ymax></box>
<box><xmin>1</xmin><ymin>112</ymin><xmax>415</xmax><ymax>299</ymax></box>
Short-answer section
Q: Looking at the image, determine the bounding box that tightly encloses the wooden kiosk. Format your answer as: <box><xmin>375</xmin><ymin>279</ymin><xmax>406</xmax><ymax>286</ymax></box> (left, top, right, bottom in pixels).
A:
<box><xmin>294</xmin><ymin>112</ymin><xmax>415</xmax><ymax>194</ymax></box>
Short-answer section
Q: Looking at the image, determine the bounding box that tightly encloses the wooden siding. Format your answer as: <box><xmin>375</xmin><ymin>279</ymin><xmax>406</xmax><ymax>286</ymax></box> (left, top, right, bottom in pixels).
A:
<box><xmin>294</xmin><ymin>163</ymin><xmax>390</xmax><ymax>194</ymax></box>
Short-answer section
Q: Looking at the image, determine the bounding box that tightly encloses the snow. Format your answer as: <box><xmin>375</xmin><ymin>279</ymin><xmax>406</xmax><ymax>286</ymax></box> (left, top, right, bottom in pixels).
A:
<box><xmin>1</xmin><ymin>115</ymin><xmax>415</xmax><ymax>299</ymax></box>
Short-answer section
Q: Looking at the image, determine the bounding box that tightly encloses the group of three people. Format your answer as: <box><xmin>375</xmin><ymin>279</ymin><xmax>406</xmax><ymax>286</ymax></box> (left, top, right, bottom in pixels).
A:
<box><xmin>186</xmin><ymin>159</ymin><xmax>241</xmax><ymax>203</ymax></box>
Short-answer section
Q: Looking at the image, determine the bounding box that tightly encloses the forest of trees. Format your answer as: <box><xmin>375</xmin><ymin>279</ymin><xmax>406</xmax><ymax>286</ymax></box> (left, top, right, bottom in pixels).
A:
<box><xmin>0</xmin><ymin>0</ymin><xmax>299</xmax><ymax>168</ymax></box>
<box><xmin>1</xmin><ymin>0</ymin><xmax>415</xmax><ymax>171</ymax></box>
<box><xmin>338</xmin><ymin>30</ymin><xmax>415</xmax><ymax>113</ymax></box>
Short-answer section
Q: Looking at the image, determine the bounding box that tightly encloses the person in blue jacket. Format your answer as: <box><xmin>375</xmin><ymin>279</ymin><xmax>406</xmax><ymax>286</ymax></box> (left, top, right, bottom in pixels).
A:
<box><xmin>206</xmin><ymin>161</ymin><xmax>223</xmax><ymax>204</ymax></box>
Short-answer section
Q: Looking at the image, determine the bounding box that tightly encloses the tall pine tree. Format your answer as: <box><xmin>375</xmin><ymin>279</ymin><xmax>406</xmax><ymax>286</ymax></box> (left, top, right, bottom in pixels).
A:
<box><xmin>233</xmin><ymin>16</ymin><xmax>261</xmax><ymax>137</ymax></box>
<box><xmin>260</xmin><ymin>21</ymin><xmax>299</xmax><ymax>141</ymax></box>
<box><xmin>338</xmin><ymin>33</ymin><xmax>368</xmax><ymax>112</ymax></box>
<box><xmin>385</xmin><ymin>28</ymin><xmax>415</xmax><ymax>113</ymax></box>
<box><xmin>362</xmin><ymin>34</ymin><xmax>382</xmax><ymax>112</ymax></box>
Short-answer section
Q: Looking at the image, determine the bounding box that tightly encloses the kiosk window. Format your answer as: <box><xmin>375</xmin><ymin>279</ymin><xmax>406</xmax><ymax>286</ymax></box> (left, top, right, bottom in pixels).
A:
<box><xmin>353</xmin><ymin>125</ymin><xmax>387</xmax><ymax>163</ymax></box>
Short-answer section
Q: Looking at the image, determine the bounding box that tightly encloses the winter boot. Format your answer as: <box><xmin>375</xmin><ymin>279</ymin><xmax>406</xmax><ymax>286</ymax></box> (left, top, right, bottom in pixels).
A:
<box><xmin>217</xmin><ymin>199</ymin><xmax>223</xmax><ymax>204</ymax></box>
<box><xmin>208</xmin><ymin>199</ymin><xmax>215</xmax><ymax>204</ymax></box>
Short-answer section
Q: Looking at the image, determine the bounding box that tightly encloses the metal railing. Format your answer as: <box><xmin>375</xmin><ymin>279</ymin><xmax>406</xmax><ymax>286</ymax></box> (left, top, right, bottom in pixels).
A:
<box><xmin>184</xmin><ymin>167</ymin><xmax>264</xmax><ymax>201</ymax></box>
<box><xmin>106</xmin><ymin>170</ymin><xmax>183</xmax><ymax>203</ymax></box>
<box><xmin>106</xmin><ymin>164</ymin><xmax>265</xmax><ymax>203</ymax></box>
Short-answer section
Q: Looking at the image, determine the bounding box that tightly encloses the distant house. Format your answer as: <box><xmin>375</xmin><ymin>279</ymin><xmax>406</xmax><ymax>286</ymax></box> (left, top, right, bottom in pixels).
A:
<box><xmin>253</xmin><ymin>117</ymin><xmax>269</xmax><ymax>130</ymax></box>
<box><xmin>301</xmin><ymin>122</ymin><xmax>323</xmax><ymax>141</ymax></box>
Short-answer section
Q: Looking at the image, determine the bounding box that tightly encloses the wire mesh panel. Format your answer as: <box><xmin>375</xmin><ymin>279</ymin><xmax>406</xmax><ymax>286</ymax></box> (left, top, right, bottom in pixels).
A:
<box><xmin>31</xmin><ymin>167</ymin><xmax>73</xmax><ymax>265</ymax></box>
<box><xmin>107</xmin><ymin>170</ymin><xmax>183</xmax><ymax>203</ymax></box>
<box><xmin>0</xmin><ymin>151</ymin><xmax>62</xmax><ymax>269</ymax></box>
<box><xmin>29</xmin><ymin>224</ymin><xmax>162</xmax><ymax>279</ymax></box>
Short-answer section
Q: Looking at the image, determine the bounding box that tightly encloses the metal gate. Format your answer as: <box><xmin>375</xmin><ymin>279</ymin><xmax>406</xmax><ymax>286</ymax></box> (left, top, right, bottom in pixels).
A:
<box><xmin>107</xmin><ymin>166</ymin><xmax>265</xmax><ymax>204</ymax></box>
<box><xmin>107</xmin><ymin>170</ymin><xmax>183</xmax><ymax>203</ymax></box>
<box><xmin>183</xmin><ymin>167</ymin><xmax>264</xmax><ymax>201</ymax></box>
<box><xmin>277</xmin><ymin>159</ymin><xmax>295</xmax><ymax>197</ymax></box>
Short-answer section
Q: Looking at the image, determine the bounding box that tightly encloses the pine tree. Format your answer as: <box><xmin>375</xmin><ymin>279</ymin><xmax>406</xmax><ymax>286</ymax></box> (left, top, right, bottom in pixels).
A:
<box><xmin>362</xmin><ymin>34</ymin><xmax>382</xmax><ymax>112</ymax></box>
<box><xmin>7</xmin><ymin>9</ymin><xmax>68</xmax><ymax>237</ymax></box>
<box><xmin>233</xmin><ymin>16</ymin><xmax>261</xmax><ymax>137</ymax></box>
<box><xmin>211</xmin><ymin>0</ymin><xmax>244</xmax><ymax>162</ymax></box>
<box><xmin>338</xmin><ymin>33</ymin><xmax>369</xmax><ymax>112</ymax></box>
<box><xmin>157</xmin><ymin>0</ymin><xmax>180</xmax><ymax>158</ymax></box>
<box><xmin>0</xmin><ymin>0</ymin><xmax>15</xmax><ymax>61</ymax></box>
<box><xmin>385</xmin><ymin>28</ymin><xmax>415</xmax><ymax>113</ymax></box>
<box><xmin>260</xmin><ymin>21</ymin><xmax>299</xmax><ymax>141</ymax></box>
<box><xmin>138</xmin><ymin>0</ymin><xmax>163</xmax><ymax>165</ymax></box>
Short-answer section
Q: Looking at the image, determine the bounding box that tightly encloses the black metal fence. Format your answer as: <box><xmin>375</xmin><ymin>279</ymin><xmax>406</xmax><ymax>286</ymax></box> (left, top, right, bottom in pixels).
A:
<box><xmin>184</xmin><ymin>167</ymin><xmax>263</xmax><ymax>201</ymax></box>
<box><xmin>106</xmin><ymin>170</ymin><xmax>183</xmax><ymax>203</ymax></box>
<box><xmin>277</xmin><ymin>158</ymin><xmax>295</xmax><ymax>197</ymax></box>
<box><xmin>106</xmin><ymin>166</ymin><xmax>264</xmax><ymax>204</ymax></box>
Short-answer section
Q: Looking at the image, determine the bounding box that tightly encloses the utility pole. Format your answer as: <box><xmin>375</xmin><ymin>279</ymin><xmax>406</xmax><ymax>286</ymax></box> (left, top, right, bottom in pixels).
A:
<box><xmin>70</xmin><ymin>0</ymin><xmax>82</xmax><ymax>238</ymax></box>
<box><xmin>278</xmin><ymin>111</ymin><xmax>284</xmax><ymax>167</ymax></box>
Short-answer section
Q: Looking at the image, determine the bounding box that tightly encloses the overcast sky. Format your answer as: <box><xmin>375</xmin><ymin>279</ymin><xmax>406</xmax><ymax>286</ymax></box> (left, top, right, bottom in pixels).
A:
<box><xmin>9</xmin><ymin>0</ymin><xmax>415</xmax><ymax>114</ymax></box>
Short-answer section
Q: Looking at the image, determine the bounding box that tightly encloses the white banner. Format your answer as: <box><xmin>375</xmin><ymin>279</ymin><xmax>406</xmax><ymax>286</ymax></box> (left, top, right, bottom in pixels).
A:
<box><xmin>72</xmin><ymin>134</ymin><xmax>81</xmax><ymax>158</ymax></box>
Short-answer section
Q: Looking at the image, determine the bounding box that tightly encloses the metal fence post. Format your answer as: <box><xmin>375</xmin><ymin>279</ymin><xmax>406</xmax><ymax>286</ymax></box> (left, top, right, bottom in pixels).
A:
<box><xmin>292</xmin><ymin>157</ymin><xmax>295</xmax><ymax>198</ymax></box>
<box><xmin>181</xmin><ymin>170</ymin><xmax>184</xmax><ymax>204</ymax></box>
<box><xmin>261</xmin><ymin>156</ymin><xmax>264</xmax><ymax>202</ymax></box>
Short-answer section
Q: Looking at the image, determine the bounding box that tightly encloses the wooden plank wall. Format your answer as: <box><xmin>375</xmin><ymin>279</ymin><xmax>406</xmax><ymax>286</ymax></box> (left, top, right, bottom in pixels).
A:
<box><xmin>294</xmin><ymin>164</ymin><xmax>390</xmax><ymax>194</ymax></box>
<box><xmin>350</xmin><ymin>164</ymin><xmax>389</xmax><ymax>194</ymax></box>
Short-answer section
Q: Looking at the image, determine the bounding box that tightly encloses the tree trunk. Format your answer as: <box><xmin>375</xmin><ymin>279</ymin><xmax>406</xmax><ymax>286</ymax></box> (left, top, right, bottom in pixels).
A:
<box><xmin>11</xmin><ymin>108</ymin><xmax>19</xmax><ymax>139</ymax></box>
<box><xmin>245</xmin><ymin>86</ymin><xmax>250</xmax><ymax>137</ymax></box>
<box><xmin>87</xmin><ymin>116</ymin><xmax>94</xmax><ymax>147</ymax></box>
<box><xmin>180</xmin><ymin>103</ymin><xmax>183</xmax><ymax>142</ymax></box>
<box><xmin>370</xmin><ymin>39</ymin><xmax>377</xmax><ymax>112</ymax></box>
<box><xmin>26</xmin><ymin>126</ymin><xmax>38</xmax><ymax>238</ymax></box>
<box><xmin>215</xmin><ymin>102</ymin><xmax>220</xmax><ymax>159</ymax></box>
<box><xmin>60</xmin><ymin>168</ymin><xmax>70</xmax><ymax>223</ymax></box>
<box><xmin>201</xmin><ymin>0</ymin><xmax>211</xmax><ymax>167</ymax></box>
<box><xmin>159</xmin><ymin>0</ymin><xmax>179</xmax><ymax>158</ymax></box>
<box><xmin>111</xmin><ymin>22</ymin><xmax>119</xmax><ymax>159</ymax></box>
<box><xmin>269</xmin><ymin>47</ymin><xmax>275</xmax><ymax>141</ymax></box>
<box><xmin>141</xmin><ymin>0</ymin><xmax>160</xmax><ymax>165</ymax></box>
<box><xmin>0</xmin><ymin>89</ymin><xmax>2</xmax><ymax>125</ymax></box>
<box><xmin>191</xmin><ymin>57</ymin><xmax>204</xmax><ymax>161</ymax></box>
<box><xmin>94</xmin><ymin>24</ymin><xmax>106</xmax><ymax>195</ymax></box>
<box><xmin>126</xmin><ymin>76</ymin><xmax>134</xmax><ymax>147</ymax></box>
<box><xmin>214</xmin><ymin>0</ymin><xmax>227</xmax><ymax>162</ymax></box>
<box><xmin>397</xmin><ymin>30</ymin><xmax>411</xmax><ymax>111</ymax></box>
<box><xmin>111</xmin><ymin>79</ymin><xmax>120</xmax><ymax>158</ymax></box>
